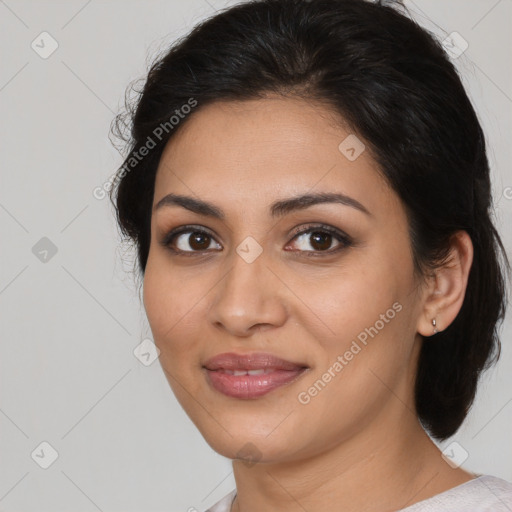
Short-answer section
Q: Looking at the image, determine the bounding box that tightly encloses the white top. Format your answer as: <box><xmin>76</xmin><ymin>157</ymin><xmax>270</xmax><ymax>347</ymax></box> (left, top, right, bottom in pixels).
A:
<box><xmin>203</xmin><ymin>475</ymin><xmax>512</xmax><ymax>511</ymax></box>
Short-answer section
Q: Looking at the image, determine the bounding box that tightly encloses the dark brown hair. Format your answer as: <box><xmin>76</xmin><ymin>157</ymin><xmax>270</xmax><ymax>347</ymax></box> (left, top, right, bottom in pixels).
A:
<box><xmin>109</xmin><ymin>0</ymin><xmax>510</xmax><ymax>440</ymax></box>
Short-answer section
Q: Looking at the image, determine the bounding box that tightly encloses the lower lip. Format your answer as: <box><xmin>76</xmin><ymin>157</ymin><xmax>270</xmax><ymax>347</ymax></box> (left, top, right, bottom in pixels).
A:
<box><xmin>205</xmin><ymin>368</ymin><xmax>307</xmax><ymax>399</ymax></box>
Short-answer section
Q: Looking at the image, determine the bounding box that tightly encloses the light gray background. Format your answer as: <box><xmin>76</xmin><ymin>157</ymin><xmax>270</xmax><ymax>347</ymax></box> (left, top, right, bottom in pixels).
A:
<box><xmin>0</xmin><ymin>1</ymin><xmax>511</xmax><ymax>511</ymax></box>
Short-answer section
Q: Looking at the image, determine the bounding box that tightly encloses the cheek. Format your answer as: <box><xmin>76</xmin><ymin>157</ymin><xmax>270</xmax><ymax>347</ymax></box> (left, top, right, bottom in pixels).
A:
<box><xmin>143</xmin><ymin>257</ymin><xmax>209</xmax><ymax>405</ymax></box>
<box><xmin>291</xmin><ymin>253</ymin><xmax>403</xmax><ymax>340</ymax></box>
<box><xmin>143</xmin><ymin>253</ymin><xmax>204</xmax><ymax>356</ymax></box>
<box><xmin>295</xmin><ymin>248</ymin><xmax>414</xmax><ymax>386</ymax></box>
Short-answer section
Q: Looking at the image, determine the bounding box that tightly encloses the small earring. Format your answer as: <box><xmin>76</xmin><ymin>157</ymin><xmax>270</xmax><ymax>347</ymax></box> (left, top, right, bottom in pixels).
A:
<box><xmin>432</xmin><ymin>318</ymin><xmax>439</xmax><ymax>334</ymax></box>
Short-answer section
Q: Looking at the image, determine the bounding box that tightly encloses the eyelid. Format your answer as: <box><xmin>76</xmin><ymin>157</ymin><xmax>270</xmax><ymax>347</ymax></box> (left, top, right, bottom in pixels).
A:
<box><xmin>288</xmin><ymin>223</ymin><xmax>352</xmax><ymax>245</ymax></box>
<box><xmin>285</xmin><ymin>223</ymin><xmax>353</xmax><ymax>256</ymax></box>
<box><xmin>159</xmin><ymin>223</ymin><xmax>353</xmax><ymax>255</ymax></box>
<box><xmin>160</xmin><ymin>224</ymin><xmax>220</xmax><ymax>251</ymax></box>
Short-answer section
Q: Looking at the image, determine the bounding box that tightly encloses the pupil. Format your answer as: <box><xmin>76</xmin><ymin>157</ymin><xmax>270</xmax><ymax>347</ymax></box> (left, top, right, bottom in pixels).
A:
<box><xmin>311</xmin><ymin>232</ymin><xmax>331</xmax><ymax>251</ymax></box>
<box><xmin>190</xmin><ymin>232</ymin><xmax>209</xmax><ymax>250</ymax></box>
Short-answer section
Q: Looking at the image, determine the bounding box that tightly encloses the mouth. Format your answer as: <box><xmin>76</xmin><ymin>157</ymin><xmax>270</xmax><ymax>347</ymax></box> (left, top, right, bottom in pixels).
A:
<box><xmin>203</xmin><ymin>352</ymin><xmax>309</xmax><ymax>399</ymax></box>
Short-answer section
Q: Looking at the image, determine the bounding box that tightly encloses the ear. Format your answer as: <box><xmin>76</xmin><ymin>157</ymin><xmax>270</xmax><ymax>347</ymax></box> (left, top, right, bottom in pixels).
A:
<box><xmin>417</xmin><ymin>230</ymin><xmax>473</xmax><ymax>337</ymax></box>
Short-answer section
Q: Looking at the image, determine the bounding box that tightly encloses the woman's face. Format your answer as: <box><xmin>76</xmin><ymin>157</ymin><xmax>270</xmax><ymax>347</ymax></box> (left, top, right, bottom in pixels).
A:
<box><xmin>143</xmin><ymin>96</ymin><xmax>427</xmax><ymax>463</ymax></box>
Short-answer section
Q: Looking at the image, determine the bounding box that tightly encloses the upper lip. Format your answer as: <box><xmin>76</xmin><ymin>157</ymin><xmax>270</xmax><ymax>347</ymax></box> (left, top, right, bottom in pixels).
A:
<box><xmin>203</xmin><ymin>352</ymin><xmax>308</xmax><ymax>371</ymax></box>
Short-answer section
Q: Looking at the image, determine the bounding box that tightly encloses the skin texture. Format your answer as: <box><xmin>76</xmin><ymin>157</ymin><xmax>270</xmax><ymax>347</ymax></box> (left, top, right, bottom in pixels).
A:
<box><xmin>143</xmin><ymin>96</ymin><xmax>474</xmax><ymax>512</ymax></box>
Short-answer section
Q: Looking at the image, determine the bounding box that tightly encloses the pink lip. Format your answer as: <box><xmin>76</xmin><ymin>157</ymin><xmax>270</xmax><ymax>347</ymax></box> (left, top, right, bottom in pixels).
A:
<box><xmin>203</xmin><ymin>352</ymin><xmax>309</xmax><ymax>399</ymax></box>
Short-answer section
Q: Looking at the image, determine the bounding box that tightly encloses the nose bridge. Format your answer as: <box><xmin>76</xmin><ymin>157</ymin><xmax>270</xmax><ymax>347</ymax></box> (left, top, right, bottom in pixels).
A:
<box><xmin>207</xmin><ymin>241</ymin><xmax>287</xmax><ymax>334</ymax></box>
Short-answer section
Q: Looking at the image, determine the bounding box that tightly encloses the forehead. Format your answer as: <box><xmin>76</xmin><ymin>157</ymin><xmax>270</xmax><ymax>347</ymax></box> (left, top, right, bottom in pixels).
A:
<box><xmin>153</xmin><ymin>97</ymin><xmax>397</xmax><ymax>219</ymax></box>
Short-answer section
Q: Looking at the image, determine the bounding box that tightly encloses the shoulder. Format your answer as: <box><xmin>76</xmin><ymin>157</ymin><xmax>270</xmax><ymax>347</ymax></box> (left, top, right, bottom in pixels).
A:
<box><xmin>202</xmin><ymin>489</ymin><xmax>236</xmax><ymax>512</ymax></box>
<box><xmin>201</xmin><ymin>478</ymin><xmax>512</xmax><ymax>512</ymax></box>
<box><xmin>399</xmin><ymin>474</ymin><xmax>512</xmax><ymax>511</ymax></box>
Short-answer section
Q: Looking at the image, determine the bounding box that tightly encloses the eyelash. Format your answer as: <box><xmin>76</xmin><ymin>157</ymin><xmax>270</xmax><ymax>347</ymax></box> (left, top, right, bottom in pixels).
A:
<box><xmin>159</xmin><ymin>223</ymin><xmax>353</xmax><ymax>258</ymax></box>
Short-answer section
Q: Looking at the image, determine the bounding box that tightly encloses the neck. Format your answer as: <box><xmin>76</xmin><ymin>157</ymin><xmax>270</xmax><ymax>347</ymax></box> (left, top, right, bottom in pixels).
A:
<box><xmin>230</xmin><ymin>402</ymin><xmax>473</xmax><ymax>512</ymax></box>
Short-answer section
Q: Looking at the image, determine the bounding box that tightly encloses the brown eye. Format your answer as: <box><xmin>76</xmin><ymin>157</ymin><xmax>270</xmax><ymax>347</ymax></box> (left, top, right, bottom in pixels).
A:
<box><xmin>309</xmin><ymin>232</ymin><xmax>334</xmax><ymax>251</ymax></box>
<box><xmin>187</xmin><ymin>232</ymin><xmax>212</xmax><ymax>251</ymax></box>
<box><xmin>162</xmin><ymin>223</ymin><xmax>352</xmax><ymax>257</ymax></box>
<box><xmin>288</xmin><ymin>226</ymin><xmax>350</xmax><ymax>253</ymax></box>
<box><xmin>163</xmin><ymin>227</ymin><xmax>221</xmax><ymax>253</ymax></box>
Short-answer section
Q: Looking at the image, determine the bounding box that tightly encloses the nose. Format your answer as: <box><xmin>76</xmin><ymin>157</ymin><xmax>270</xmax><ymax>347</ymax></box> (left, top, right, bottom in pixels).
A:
<box><xmin>207</xmin><ymin>247</ymin><xmax>288</xmax><ymax>337</ymax></box>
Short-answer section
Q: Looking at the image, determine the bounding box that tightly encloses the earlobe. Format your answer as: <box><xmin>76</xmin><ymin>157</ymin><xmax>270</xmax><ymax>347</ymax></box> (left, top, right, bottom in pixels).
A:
<box><xmin>417</xmin><ymin>230</ymin><xmax>473</xmax><ymax>338</ymax></box>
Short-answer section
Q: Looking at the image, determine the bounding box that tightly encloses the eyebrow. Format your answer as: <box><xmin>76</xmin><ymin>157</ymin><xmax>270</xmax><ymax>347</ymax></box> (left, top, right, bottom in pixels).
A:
<box><xmin>153</xmin><ymin>191</ymin><xmax>371</xmax><ymax>219</ymax></box>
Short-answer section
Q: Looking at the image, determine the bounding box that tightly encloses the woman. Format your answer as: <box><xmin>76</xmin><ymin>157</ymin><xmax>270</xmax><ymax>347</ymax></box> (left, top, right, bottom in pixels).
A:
<box><xmin>109</xmin><ymin>0</ymin><xmax>512</xmax><ymax>510</ymax></box>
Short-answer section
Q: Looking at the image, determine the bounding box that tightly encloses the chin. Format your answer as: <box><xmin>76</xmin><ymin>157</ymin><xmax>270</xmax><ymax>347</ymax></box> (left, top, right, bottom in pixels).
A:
<box><xmin>195</xmin><ymin>416</ymin><xmax>305</xmax><ymax>465</ymax></box>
